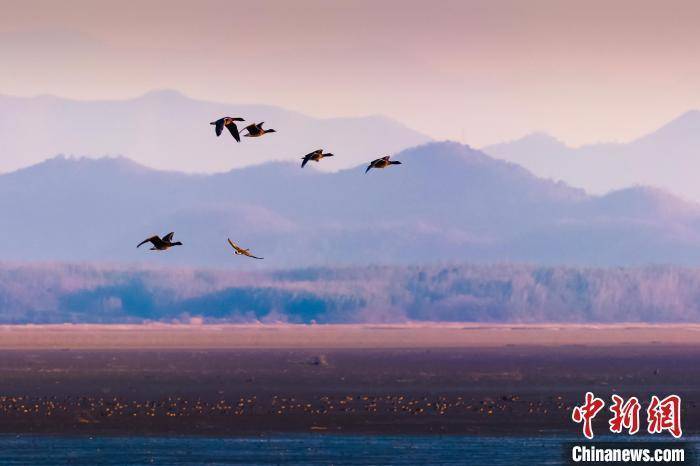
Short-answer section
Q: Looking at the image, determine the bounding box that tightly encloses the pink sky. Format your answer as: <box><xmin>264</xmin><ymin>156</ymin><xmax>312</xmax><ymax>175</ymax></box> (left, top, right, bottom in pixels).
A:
<box><xmin>2</xmin><ymin>0</ymin><xmax>700</xmax><ymax>146</ymax></box>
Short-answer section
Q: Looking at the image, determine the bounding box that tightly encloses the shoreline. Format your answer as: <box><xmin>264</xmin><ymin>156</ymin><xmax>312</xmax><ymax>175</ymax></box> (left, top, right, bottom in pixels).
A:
<box><xmin>0</xmin><ymin>323</ymin><xmax>699</xmax><ymax>349</ymax></box>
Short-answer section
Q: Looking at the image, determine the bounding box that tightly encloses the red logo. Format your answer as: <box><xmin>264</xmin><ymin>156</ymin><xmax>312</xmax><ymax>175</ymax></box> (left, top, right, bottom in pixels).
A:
<box><xmin>647</xmin><ymin>395</ymin><xmax>682</xmax><ymax>438</ymax></box>
<box><xmin>572</xmin><ymin>391</ymin><xmax>605</xmax><ymax>439</ymax></box>
<box><xmin>572</xmin><ymin>393</ymin><xmax>683</xmax><ymax>439</ymax></box>
<box><xmin>608</xmin><ymin>395</ymin><xmax>641</xmax><ymax>435</ymax></box>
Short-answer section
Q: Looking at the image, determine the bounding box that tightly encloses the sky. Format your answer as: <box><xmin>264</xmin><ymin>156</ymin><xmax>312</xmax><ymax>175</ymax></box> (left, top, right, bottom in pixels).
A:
<box><xmin>1</xmin><ymin>0</ymin><xmax>700</xmax><ymax>147</ymax></box>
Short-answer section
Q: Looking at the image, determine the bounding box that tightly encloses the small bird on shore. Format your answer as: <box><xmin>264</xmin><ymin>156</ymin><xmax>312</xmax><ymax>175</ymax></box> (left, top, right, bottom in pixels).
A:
<box><xmin>365</xmin><ymin>155</ymin><xmax>402</xmax><ymax>173</ymax></box>
<box><xmin>228</xmin><ymin>238</ymin><xmax>263</xmax><ymax>259</ymax></box>
<box><xmin>241</xmin><ymin>122</ymin><xmax>276</xmax><ymax>138</ymax></box>
<box><xmin>137</xmin><ymin>232</ymin><xmax>183</xmax><ymax>251</ymax></box>
<box><xmin>301</xmin><ymin>149</ymin><xmax>334</xmax><ymax>168</ymax></box>
<box><xmin>210</xmin><ymin>117</ymin><xmax>245</xmax><ymax>142</ymax></box>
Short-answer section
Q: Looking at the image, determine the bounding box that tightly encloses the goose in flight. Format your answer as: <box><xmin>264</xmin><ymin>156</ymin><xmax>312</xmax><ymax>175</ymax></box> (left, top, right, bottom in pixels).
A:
<box><xmin>301</xmin><ymin>149</ymin><xmax>334</xmax><ymax>168</ymax></box>
<box><xmin>210</xmin><ymin>117</ymin><xmax>245</xmax><ymax>142</ymax></box>
<box><xmin>365</xmin><ymin>155</ymin><xmax>402</xmax><ymax>173</ymax></box>
<box><xmin>137</xmin><ymin>232</ymin><xmax>183</xmax><ymax>251</ymax></box>
<box><xmin>228</xmin><ymin>238</ymin><xmax>263</xmax><ymax>259</ymax></box>
<box><xmin>241</xmin><ymin>122</ymin><xmax>276</xmax><ymax>138</ymax></box>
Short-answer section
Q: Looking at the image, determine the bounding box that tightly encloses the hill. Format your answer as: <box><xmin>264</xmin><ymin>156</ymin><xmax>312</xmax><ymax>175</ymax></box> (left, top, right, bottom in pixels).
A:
<box><xmin>483</xmin><ymin>110</ymin><xmax>700</xmax><ymax>200</ymax></box>
<box><xmin>0</xmin><ymin>90</ymin><xmax>430</xmax><ymax>173</ymax></box>
<box><xmin>1</xmin><ymin>142</ymin><xmax>700</xmax><ymax>267</ymax></box>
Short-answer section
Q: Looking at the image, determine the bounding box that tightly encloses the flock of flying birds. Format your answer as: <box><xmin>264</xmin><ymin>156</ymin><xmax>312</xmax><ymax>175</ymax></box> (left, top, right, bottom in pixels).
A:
<box><xmin>136</xmin><ymin>115</ymin><xmax>404</xmax><ymax>259</ymax></box>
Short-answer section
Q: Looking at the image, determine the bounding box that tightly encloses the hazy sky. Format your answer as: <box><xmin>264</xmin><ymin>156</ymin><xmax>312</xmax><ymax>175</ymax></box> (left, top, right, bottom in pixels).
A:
<box><xmin>2</xmin><ymin>0</ymin><xmax>700</xmax><ymax>146</ymax></box>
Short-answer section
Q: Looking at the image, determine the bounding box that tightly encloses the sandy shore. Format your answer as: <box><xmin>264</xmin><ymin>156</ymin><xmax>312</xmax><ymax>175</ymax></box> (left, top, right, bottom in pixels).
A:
<box><xmin>0</xmin><ymin>323</ymin><xmax>698</xmax><ymax>349</ymax></box>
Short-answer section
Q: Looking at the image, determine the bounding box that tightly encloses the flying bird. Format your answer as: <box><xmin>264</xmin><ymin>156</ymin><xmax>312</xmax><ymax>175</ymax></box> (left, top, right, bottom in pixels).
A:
<box><xmin>137</xmin><ymin>232</ymin><xmax>183</xmax><ymax>251</ymax></box>
<box><xmin>365</xmin><ymin>155</ymin><xmax>402</xmax><ymax>173</ymax></box>
<box><xmin>301</xmin><ymin>149</ymin><xmax>334</xmax><ymax>168</ymax></box>
<box><xmin>241</xmin><ymin>122</ymin><xmax>276</xmax><ymax>138</ymax></box>
<box><xmin>210</xmin><ymin>117</ymin><xmax>245</xmax><ymax>142</ymax></box>
<box><xmin>227</xmin><ymin>238</ymin><xmax>263</xmax><ymax>260</ymax></box>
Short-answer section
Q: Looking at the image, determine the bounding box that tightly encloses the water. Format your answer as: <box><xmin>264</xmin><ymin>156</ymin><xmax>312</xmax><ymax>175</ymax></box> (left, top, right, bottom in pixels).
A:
<box><xmin>0</xmin><ymin>435</ymin><xmax>695</xmax><ymax>465</ymax></box>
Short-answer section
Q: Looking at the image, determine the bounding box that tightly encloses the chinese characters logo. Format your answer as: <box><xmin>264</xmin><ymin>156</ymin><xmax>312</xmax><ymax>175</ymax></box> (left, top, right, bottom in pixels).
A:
<box><xmin>571</xmin><ymin>392</ymin><xmax>682</xmax><ymax>439</ymax></box>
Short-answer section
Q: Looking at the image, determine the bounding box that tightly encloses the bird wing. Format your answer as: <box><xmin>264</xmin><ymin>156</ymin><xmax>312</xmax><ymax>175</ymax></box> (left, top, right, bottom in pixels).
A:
<box><xmin>381</xmin><ymin>155</ymin><xmax>391</xmax><ymax>161</ymax></box>
<box><xmin>162</xmin><ymin>232</ymin><xmax>175</xmax><ymax>243</ymax></box>
<box><xmin>243</xmin><ymin>250</ymin><xmax>264</xmax><ymax>259</ymax></box>
<box><xmin>304</xmin><ymin>150</ymin><xmax>322</xmax><ymax>158</ymax></box>
<box><xmin>214</xmin><ymin>119</ymin><xmax>224</xmax><ymax>136</ymax></box>
<box><xmin>228</xmin><ymin>238</ymin><xmax>244</xmax><ymax>253</ymax></box>
<box><xmin>301</xmin><ymin>157</ymin><xmax>309</xmax><ymax>168</ymax></box>
<box><xmin>226</xmin><ymin>122</ymin><xmax>241</xmax><ymax>142</ymax></box>
<box><xmin>365</xmin><ymin>164</ymin><xmax>373</xmax><ymax>173</ymax></box>
<box><xmin>137</xmin><ymin>236</ymin><xmax>160</xmax><ymax>248</ymax></box>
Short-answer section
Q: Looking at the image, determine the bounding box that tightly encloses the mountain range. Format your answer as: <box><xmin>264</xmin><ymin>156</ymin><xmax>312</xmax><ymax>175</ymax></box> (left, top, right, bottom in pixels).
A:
<box><xmin>7</xmin><ymin>89</ymin><xmax>700</xmax><ymax>205</ymax></box>
<box><xmin>483</xmin><ymin>110</ymin><xmax>700</xmax><ymax>200</ymax></box>
<box><xmin>0</xmin><ymin>90</ymin><xmax>430</xmax><ymax>173</ymax></box>
<box><xmin>3</xmin><ymin>141</ymin><xmax>700</xmax><ymax>268</ymax></box>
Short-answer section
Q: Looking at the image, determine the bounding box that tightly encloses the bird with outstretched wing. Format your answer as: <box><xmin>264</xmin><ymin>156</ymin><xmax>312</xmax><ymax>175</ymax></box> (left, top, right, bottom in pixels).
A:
<box><xmin>137</xmin><ymin>232</ymin><xmax>182</xmax><ymax>251</ymax></box>
<box><xmin>227</xmin><ymin>238</ymin><xmax>263</xmax><ymax>259</ymax></box>
<box><xmin>210</xmin><ymin>117</ymin><xmax>245</xmax><ymax>142</ymax></box>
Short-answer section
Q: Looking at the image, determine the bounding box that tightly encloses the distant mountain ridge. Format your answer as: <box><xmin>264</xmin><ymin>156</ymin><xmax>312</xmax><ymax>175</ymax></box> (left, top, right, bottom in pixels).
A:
<box><xmin>482</xmin><ymin>110</ymin><xmax>700</xmax><ymax>200</ymax></box>
<box><xmin>0</xmin><ymin>90</ymin><xmax>431</xmax><ymax>173</ymax></box>
<box><xmin>2</xmin><ymin>141</ymin><xmax>700</xmax><ymax>267</ymax></box>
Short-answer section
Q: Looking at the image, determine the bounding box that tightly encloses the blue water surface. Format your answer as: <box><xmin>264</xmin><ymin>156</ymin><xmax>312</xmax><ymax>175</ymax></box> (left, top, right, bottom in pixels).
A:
<box><xmin>0</xmin><ymin>434</ymin><xmax>695</xmax><ymax>465</ymax></box>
